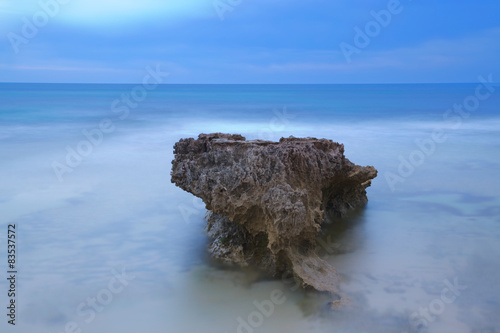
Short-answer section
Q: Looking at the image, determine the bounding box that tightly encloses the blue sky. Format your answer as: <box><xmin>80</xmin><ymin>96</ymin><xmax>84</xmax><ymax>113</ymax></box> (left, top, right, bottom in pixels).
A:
<box><xmin>1</xmin><ymin>0</ymin><xmax>499</xmax><ymax>83</ymax></box>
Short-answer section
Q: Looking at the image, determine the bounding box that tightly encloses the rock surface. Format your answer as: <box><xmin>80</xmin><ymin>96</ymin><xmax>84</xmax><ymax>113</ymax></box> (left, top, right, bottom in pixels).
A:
<box><xmin>171</xmin><ymin>133</ymin><xmax>377</xmax><ymax>296</ymax></box>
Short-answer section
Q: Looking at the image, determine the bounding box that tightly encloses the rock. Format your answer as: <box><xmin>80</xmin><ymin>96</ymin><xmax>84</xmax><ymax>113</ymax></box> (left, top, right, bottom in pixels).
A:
<box><xmin>329</xmin><ymin>297</ymin><xmax>352</xmax><ymax>311</ymax></box>
<box><xmin>171</xmin><ymin>133</ymin><xmax>377</xmax><ymax>296</ymax></box>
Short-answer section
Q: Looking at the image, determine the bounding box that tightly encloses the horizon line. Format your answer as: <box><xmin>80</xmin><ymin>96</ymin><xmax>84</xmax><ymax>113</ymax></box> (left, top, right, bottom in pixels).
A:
<box><xmin>1</xmin><ymin>82</ymin><xmax>497</xmax><ymax>85</ymax></box>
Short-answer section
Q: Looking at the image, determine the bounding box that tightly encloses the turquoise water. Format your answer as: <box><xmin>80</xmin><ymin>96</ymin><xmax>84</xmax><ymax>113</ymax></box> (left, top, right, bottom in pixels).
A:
<box><xmin>0</xmin><ymin>83</ymin><xmax>499</xmax><ymax>333</ymax></box>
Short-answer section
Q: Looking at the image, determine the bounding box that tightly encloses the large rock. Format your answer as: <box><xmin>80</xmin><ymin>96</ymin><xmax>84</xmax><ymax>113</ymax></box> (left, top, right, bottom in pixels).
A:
<box><xmin>171</xmin><ymin>133</ymin><xmax>377</xmax><ymax>295</ymax></box>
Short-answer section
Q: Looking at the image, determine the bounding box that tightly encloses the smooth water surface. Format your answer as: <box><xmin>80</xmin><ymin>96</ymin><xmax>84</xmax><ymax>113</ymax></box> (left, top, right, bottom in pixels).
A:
<box><xmin>0</xmin><ymin>83</ymin><xmax>499</xmax><ymax>333</ymax></box>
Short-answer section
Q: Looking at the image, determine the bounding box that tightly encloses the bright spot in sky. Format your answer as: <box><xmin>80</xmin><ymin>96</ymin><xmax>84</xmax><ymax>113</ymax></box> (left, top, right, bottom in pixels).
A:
<box><xmin>2</xmin><ymin>0</ymin><xmax>211</xmax><ymax>27</ymax></box>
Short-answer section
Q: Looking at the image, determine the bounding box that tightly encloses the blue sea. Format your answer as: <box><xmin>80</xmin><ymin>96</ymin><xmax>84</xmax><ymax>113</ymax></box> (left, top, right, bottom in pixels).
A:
<box><xmin>1</xmin><ymin>83</ymin><xmax>499</xmax><ymax>333</ymax></box>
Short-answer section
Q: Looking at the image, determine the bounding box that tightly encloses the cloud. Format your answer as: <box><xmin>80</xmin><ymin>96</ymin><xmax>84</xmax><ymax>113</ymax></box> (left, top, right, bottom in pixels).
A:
<box><xmin>0</xmin><ymin>0</ymin><xmax>212</xmax><ymax>29</ymax></box>
<box><xmin>240</xmin><ymin>26</ymin><xmax>500</xmax><ymax>82</ymax></box>
<box><xmin>337</xmin><ymin>26</ymin><xmax>500</xmax><ymax>80</ymax></box>
<box><xmin>62</xmin><ymin>0</ymin><xmax>212</xmax><ymax>25</ymax></box>
<box><xmin>1</xmin><ymin>1</ymin><xmax>499</xmax><ymax>83</ymax></box>
<box><xmin>0</xmin><ymin>63</ymin><xmax>125</xmax><ymax>72</ymax></box>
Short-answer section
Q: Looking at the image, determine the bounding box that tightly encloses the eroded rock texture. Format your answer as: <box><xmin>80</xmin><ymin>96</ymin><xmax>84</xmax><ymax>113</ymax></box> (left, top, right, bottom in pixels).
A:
<box><xmin>171</xmin><ymin>133</ymin><xmax>377</xmax><ymax>295</ymax></box>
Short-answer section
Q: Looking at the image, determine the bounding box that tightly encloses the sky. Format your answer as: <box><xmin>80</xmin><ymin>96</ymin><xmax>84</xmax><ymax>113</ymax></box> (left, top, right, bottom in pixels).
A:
<box><xmin>0</xmin><ymin>0</ymin><xmax>499</xmax><ymax>83</ymax></box>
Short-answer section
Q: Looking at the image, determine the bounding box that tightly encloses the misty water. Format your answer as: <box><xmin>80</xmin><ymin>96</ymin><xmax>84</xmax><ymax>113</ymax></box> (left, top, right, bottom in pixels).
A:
<box><xmin>0</xmin><ymin>84</ymin><xmax>499</xmax><ymax>333</ymax></box>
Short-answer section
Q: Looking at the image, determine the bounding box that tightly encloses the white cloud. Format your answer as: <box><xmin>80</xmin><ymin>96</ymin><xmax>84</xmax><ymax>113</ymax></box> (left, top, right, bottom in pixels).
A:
<box><xmin>0</xmin><ymin>0</ymin><xmax>212</xmax><ymax>28</ymax></box>
<box><xmin>339</xmin><ymin>27</ymin><xmax>500</xmax><ymax>71</ymax></box>
<box><xmin>230</xmin><ymin>27</ymin><xmax>500</xmax><ymax>81</ymax></box>
<box><xmin>64</xmin><ymin>0</ymin><xmax>211</xmax><ymax>24</ymax></box>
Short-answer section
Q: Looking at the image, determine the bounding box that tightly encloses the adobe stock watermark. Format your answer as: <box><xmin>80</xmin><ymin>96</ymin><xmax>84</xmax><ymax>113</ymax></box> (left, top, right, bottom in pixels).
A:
<box><xmin>213</xmin><ymin>0</ymin><xmax>243</xmax><ymax>21</ymax></box>
<box><xmin>7</xmin><ymin>0</ymin><xmax>73</xmax><ymax>54</ymax></box>
<box><xmin>257</xmin><ymin>106</ymin><xmax>295</xmax><ymax>141</ymax></box>
<box><xmin>230</xmin><ymin>271</ymin><xmax>299</xmax><ymax>333</ymax></box>
<box><xmin>385</xmin><ymin>74</ymin><xmax>496</xmax><ymax>192</ymax></box>
<box><xmin>57</xmin><ymin>266</ymin><xmax>135</xmax><ymax>333</ymax></box>
<box><xmin>339</xmin><ymin>0</ymin><xmax>405</xmax><ymax>63</ymax></box>
<box><xmin>403</xmin><ymin>277</ymin><xmax>467</xmax><ymax>332</ymax></box>
<box><xmin>234</xmin><ymin>289</ymin><xmax>287</xmax><ymax>333</ymax></box>
<box><xmin>51</xmin><ymin>64</ymin><xmax>169</xmax><ymax>182</ymax></box>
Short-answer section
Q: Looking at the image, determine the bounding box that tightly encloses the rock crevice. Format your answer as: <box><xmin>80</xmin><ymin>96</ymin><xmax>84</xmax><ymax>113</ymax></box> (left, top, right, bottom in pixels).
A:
<box><xmin>171</xmin><ymin>133</ymin><xmax>377</xmax><ymax>295</ymax></box>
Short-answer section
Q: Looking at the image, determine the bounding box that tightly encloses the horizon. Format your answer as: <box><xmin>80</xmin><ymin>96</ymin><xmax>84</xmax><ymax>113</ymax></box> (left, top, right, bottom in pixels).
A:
<box><xmin>2</xmin><ymin>82</ymin><xmax>500</xmax><ymax>85</ymax></box>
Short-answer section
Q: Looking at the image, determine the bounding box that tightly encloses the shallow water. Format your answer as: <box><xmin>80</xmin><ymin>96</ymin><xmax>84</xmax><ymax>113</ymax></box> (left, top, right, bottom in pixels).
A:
<box><xmin>0</xmin><ymin>83</ymin><xmax>499</xmax><ymax>333</ymax></box>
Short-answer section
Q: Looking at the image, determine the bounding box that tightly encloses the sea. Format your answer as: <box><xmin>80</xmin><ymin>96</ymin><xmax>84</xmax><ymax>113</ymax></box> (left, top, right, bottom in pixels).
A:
<box><xmin>0</xmin><ymin>83</ymin><xmax>499</xmax><ymax>333</ymax></box>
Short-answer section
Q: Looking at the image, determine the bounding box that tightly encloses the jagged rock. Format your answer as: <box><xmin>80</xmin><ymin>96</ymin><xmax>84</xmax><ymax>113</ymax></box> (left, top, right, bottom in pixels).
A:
<box><xmin>171</xmin><ymin>133</ymin><xmax>377</xmax><ymax>296</ymax></box>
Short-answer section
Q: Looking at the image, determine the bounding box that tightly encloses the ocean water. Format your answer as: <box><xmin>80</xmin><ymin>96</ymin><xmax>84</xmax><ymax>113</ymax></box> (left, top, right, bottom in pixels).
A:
<box><xmin>0</xmin><ymin>83</ymin><xmax>499</xmax><ymax>333</ymax></box>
